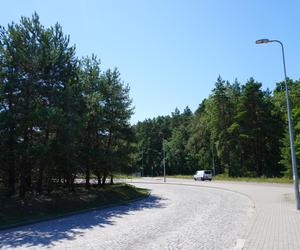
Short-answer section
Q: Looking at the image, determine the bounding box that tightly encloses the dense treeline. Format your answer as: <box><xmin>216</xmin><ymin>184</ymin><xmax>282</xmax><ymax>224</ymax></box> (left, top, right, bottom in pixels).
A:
<box><xmin>0</xmin><ymin>14</ymin><xmax>134</xmax><ymax>197</ymax></box>
<box><xmin>134</xmin><ymin>77</ymin><xmax>300</xmax><ymax>178</ymax></box>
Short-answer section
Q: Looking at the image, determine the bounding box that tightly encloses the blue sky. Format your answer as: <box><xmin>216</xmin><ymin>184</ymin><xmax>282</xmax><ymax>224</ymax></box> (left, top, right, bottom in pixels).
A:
<box><xmin>1</xmin><ymin>1</ymin><xmax>300</xmax><ymax>123</ymax></box>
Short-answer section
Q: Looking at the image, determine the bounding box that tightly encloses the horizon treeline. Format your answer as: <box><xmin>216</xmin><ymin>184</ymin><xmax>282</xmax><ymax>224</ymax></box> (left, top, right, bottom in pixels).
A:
<box><xmin>0</xmin><ymin>13</ymin><xmax>134</xmax><ymax>197</ymax></box>
<box><xmin>134</xmin><ymin>77</ymin><xmax>300</xmax><ymax>178</ymax></box>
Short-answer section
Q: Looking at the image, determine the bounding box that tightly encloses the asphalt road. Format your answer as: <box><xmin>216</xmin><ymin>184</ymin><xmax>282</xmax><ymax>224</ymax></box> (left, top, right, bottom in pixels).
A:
<box><xmin>0</xmin><ymin>181</ymin><xmax>253</xmax><ymax>250</ymax></box>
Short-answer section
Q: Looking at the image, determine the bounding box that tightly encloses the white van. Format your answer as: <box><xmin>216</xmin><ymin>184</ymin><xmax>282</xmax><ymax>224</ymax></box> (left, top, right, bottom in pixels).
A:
<box><xmin>193</xmin><ymin>170</ymin><xmax>212</xmax><ymax>181</ymax></box>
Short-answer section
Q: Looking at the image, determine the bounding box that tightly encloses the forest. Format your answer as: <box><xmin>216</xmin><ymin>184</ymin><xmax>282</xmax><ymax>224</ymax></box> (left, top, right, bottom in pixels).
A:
<box><xmin>134</xmin><ymin>77</ymin><xmax>300</xmax><ymax>179</ymax></box>
<box><xmin>1</xmin><ymin>14</ymin><xmax>300</xmax><ymax>198</ymax></box>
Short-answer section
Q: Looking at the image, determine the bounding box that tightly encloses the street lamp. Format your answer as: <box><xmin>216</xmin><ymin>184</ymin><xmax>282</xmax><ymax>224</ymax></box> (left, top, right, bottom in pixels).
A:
<box><xmin>140</xmin><ymin>150</ymin><xmax>144</xmax><ymax>177</ymax></box>
<box><xmin>159</xmin><ymin>132</ymin><xmax>166</xmax><ymax>183</ymax></box>
<box><xmin>163</xmin><ymin>139</ymin><xmax>166</xmax><ymax>183</ymax></box>
<box><xmin>256</xmin><ymin>38</ymin><xmax>300</xmax><ymax>210</ymax></box>
<box><xmin>210</xmin><ymin>138</ymin><xmax>215</xmax><ymax>176</ymax></box>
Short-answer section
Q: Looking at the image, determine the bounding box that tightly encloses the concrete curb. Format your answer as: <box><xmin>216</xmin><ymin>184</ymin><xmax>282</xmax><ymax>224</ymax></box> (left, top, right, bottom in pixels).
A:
<box><xmin>129</xmin><ymin>180</ymin><xmax>256</xmax><ymax>209</ymax></box>
<box><xmin>0</xmin><ymin>190</ymin><xmax>150</xmax><ymax>232</ymax></box>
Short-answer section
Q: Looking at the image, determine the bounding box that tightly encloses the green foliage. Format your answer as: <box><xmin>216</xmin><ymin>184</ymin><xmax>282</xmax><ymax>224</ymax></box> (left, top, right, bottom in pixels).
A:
<box><xmin>274</xmin><ymin>79</ymin><xmax>300</xmax><ymax>177</ymax></box>
<box><xmin>134</xmin><ymin>115</ymin><xmax>172</xmax><ymax>176</ymax></box>
<box><xmin>231</xmin><ymin>79</ymin><xmax>284</xmax><ymax>177</ymax></box>
<box><xmin>1</xmin><ymin>13</ymin><xmax>299</xmax><ymax>199</ymax></box>
<box><xmin>134</xmin><ymin>76</ymin><xmax>295</xmax><ymax>179</ymax></box>
<box><xmin>0</xmin><ymin>13</ymin><xmax>134</xmax><ymax>197</ymax></box>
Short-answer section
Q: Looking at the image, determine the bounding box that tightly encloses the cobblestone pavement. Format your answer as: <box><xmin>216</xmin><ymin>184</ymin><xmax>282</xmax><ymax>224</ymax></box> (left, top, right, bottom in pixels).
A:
<box><xmin>0</xmin><ymin>182</ymin><xmax>252</xmax><ymax>250</ymax></box>
<box><xmin>137</xmin><ymin>178</ymin><xmax>300</xmax><ymax>250</ymax></box>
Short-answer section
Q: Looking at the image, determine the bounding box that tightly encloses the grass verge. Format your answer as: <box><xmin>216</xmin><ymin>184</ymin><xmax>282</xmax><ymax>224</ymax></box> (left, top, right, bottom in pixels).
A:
<box><xmin>0</xmin><ymin>183</ymin><xmax>149</xmax><ymax>229</ymax></box>
<box><xmin>213</xmin><ymin>174</ymin><xmax>293</xmax><ymax>183</ymax></box>
<box><xmin>167</xmin><ymin>174</ymin><xmax>294</xmax><ymax>183</ymax></box>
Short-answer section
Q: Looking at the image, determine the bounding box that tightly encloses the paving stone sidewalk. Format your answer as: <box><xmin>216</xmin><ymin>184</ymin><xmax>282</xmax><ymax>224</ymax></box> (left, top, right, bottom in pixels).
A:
<box><xmin>232</xmin><ymin>183</ymin><xmax>300</xmax><ymax>250</ymax></box>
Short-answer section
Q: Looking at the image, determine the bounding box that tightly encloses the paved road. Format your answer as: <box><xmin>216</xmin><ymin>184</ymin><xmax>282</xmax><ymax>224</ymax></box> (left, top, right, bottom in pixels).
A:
<box><xmin>135</xmin><ymin>178</ymin><xmax>300</xmax><ymax>250</ymax></box>
<box><xmin>0</xmin><ymin>181</ymin><xmax>252</xmax><ymax>250</ymax></box>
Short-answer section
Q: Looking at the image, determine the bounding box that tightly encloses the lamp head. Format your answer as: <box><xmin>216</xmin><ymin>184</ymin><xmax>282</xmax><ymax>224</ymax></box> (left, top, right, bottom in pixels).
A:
<box><xmin>256</xmin><ymin>39</ymin><xmax>271</xmax><ymax>44</ymax></box>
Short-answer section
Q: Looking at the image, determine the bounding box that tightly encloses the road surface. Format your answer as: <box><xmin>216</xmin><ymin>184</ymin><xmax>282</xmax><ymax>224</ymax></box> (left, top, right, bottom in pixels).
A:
<box><xmin>0</xmin><ymin>180</ymin><xmax>253</xmax><ymax>250</ymax></box>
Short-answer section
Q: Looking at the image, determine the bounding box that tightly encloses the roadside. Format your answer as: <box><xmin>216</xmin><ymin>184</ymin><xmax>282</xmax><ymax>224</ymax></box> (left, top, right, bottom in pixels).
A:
<box><xmin>0</xmin><ymin>183</ymin><xmax>148</xmax><ymax>230</ymax></box>
<box><xmin>167</xmin><ymin>174</ymin><xmax>294</xmax><ymax>184</ymax></box>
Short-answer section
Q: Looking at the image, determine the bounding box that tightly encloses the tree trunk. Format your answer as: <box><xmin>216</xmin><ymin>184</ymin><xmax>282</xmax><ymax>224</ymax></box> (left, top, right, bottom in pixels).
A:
<box><xmin>19</xmin><ymin>136</ymin><xmax>29</xmax><ymax>198</ymax></box>
<box><xmin>46</xmin><ymin>177</ymin><xmax>53</xmax><ymax>194</ymax></box>
<box><xmin>85</xmin><ymin>167</ymin><xmax>90</xmax><ymax>189</ymax></box>
<box><xmin>8</xmin><ymin>163</ymin><xmax>15</xmax><ymax>196</ymax></box>
<box><xmin>70</xmin><ymin>175</ymin><xmax>75</xmax><ymax>192</ymax></box>
<box><xmin>19</xmin><ymin>164</ymin><xmax>27</xmax><ymax>198</ymax></box>
<box><xmin>37</xmin><ymin>126</ymin><xmax>50</xmax><ymax>194</ymax></box>
<box><xmin>96</xmin><ymin>173</ymin><xmax>101</xmax><ymax>186</ymax></box>
<box><xmin>36</xmin><ymin>167</ymin><xmax>44</xmax><ymax>194</ymax></box>
<box><xmin>110</xmin><ymin>175</ymin><xmax>114</xmax><ymax>185</ymax></box>
<box><xmin>7</xmin><ymin>85</ymin><xmax>16</xmax><ymax>196</ymax></box>
<box><xmin>101</xmin><ymin>175</ymin><xmax>107</xmax><ymax>186</ymax></box>
<box><xmin>19</xmin><ymin>79</ymin><xmax>32</xmax><ymax>198</ymax></box>
<box><xmin>7</xmin><ymin>134</ymin><xmax>15</xmax><ymax>196</ymax></box>
<box><xmin>25</xmin><ymin>168</ymin><xmax>32</xmax><ymax>191</ymax></box>
<box><xmin>102</xmin><ymin>130</ymin><xmax>112</xmax><ymax>187</ymax></box>
<box><xmin>19</xmin><ymin>158</ymin><xmax>32</xmax><ymax>197</ymax></box>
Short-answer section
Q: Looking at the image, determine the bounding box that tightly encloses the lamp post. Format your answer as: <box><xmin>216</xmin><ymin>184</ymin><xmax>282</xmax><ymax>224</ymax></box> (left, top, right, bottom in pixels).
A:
<box><xmin>210</xmin><ymin>138</ymin><xmax>215</xmax><ymax>176</ymax></box>
<box><xmin>256</xmin><ymin>39</ymin><xmax>300</xmax><ymax>210</ymax></box>
<box><xmin>159</xmin><ymin>132</ymin><xmax>166</xmax><ymax>183</ymax></box>
<box><xmin>163</xmin><ymin>139</ymin><xmax>166</xmax><ymax>183</ymax></box>
<box><xmin>141</xmin><ymin>150</ymin><xmax>144</xmax><ymax>177</ymax></box>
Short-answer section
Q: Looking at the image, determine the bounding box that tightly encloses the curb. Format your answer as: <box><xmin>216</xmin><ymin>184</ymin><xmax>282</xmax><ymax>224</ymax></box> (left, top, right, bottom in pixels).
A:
<box><xmin>0</xmin><ymin>191</ymin><xmax>150</xmax><ymax>232</ymax></box>
<box><xmin>129</xmin><ymin>180</ymin><xmax>256</xmax><ymax>208</ymax></box>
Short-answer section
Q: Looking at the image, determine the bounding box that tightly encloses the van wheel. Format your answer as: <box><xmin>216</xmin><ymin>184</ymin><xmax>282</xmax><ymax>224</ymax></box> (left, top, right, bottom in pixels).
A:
<box><xmin>201</xmin><ymin>177</ymin><xmax>204</xmax><ymax>181</ymax></box>
<box><xmin>209</xmin><ymin>179</ymin><xmax>212</xmax><ymax>181</ymax></box>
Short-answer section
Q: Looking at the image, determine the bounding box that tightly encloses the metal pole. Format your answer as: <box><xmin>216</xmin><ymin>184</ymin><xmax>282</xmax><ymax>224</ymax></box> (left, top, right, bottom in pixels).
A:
<box><xmin>272</xmin><ymin>40</ymin><xmax>300</xmax><ymax>210</ymax></box>
<box><xmin>163</xmin><ymin>140</ymin><xmax>166</xmax><ymax>182</ymax></box>
<box><xmin>210</xmin><ymin>140</ymin><xmax>215</xmax><ymax>176</ymax></box>
<box><xmin>141</xmin><ymin>150</ymin><xmax>144</xmax><ymax>177</ymax></box>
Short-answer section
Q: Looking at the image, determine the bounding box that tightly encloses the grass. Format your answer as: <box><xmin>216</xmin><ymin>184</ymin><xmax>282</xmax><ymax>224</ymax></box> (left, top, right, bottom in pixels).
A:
<box><xmin>166</xmin><ymin>175</ymin><xmax>192</xmax><ymax>179</ymax></box>
<box><xmin>113</xmin><ymin>174</ymin><xmax>141</xmax><ymax>179</ymax></box>
<box><xmin>167</xmin><ymin>174</ymin><xmax>294</xmax><ymax>183</ymax></box>
<box><xmin>0</xmin><ymin>183</ymin><xmax>149</xmax><ymax>229</ymax></box>
<box><xmin>213</xmin><ymin>173</ymin><xmax>293</xmax><ymax>183</ymax></box>
<box><xmin>88</xmin><ymin>174</ymin><xmax>142</xmax><ymax>180</ymax></box>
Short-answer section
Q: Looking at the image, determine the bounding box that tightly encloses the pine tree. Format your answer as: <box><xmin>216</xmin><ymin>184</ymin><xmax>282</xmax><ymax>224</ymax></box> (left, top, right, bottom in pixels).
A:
<box><xmin>100</xmin><ymin>68</ymin><xmax>134</xmax><ymax>184</ymax></box>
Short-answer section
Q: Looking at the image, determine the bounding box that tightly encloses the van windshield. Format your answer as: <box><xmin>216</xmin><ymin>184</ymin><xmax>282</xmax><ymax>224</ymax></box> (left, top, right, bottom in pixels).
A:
<box><xmin>204</xmin><ymin>170</ymin><xmax>211</xmax><ymax>174</ymax></box>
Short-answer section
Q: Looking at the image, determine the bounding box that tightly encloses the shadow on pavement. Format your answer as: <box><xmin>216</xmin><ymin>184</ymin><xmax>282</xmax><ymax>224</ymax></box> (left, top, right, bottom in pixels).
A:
<box><xmin>0</xmin><ymin>194</ymin><xmax>165</xmax><ymax>248</ymax></box>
